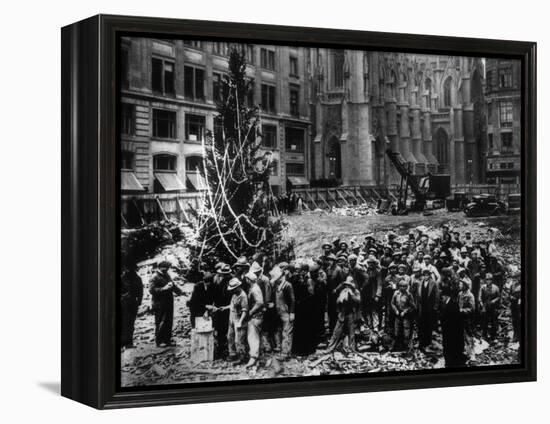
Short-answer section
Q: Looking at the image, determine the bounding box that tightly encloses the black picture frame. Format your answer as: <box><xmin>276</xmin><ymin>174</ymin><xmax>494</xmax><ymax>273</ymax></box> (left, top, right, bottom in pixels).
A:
<box><xmin>61</xmin><ymin>14</ymin><xmax>537</xmax><ymax>409</ymax></box>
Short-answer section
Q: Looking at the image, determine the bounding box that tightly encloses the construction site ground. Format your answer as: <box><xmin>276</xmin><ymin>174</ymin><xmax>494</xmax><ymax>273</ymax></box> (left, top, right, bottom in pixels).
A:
<box><xmin>121</xmin><ymin>208</ymin><xmax>521</xmax><ymax>388</ymax></box>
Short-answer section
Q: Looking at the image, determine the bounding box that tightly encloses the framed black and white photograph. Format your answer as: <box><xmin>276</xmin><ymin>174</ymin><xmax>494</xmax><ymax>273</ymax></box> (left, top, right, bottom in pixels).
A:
<box><xmin>61</xmin><ymin>14</ymin><xmax>536</xmax><ymax>409</ymax></box>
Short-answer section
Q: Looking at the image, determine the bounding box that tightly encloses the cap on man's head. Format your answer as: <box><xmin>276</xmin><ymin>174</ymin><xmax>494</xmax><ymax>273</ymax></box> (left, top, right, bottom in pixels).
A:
<box><xmin>322</xmin><ymin>243</ymin><xmax>332</xmax><ymax>250</ymax></box>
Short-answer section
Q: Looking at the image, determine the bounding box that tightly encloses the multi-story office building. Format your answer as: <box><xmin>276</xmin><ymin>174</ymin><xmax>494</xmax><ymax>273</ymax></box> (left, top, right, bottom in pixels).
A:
<box><xmin>120</xmin><ymin>37</ymin><xmax>312</xmax><ymax>196</ymax></box>
<box><xmin>484</xmin><ymin>59</ymin><xmax>521</xmax><ymax>184</ymax></box>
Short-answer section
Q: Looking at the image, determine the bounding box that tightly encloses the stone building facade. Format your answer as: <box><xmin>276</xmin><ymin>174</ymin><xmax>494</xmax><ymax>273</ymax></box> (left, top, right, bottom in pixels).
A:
<box><xmin>307</xmin><ymin>49</ymin><xmax>487</xmax><ymax>186</ymax></box>
<box><xmin>484</xmin><ymin>58</ymin><xmax>521</xmax><ymax>184</ymax></box>
<box><xmin>120</xmin><ymin>38</ymin><xmax>513</xmax><ymax>197</ymax></box>
<box><xmin>120</xmin><ymin>37</ymin><xmax>311</xmax><ymax>196</ymax></box>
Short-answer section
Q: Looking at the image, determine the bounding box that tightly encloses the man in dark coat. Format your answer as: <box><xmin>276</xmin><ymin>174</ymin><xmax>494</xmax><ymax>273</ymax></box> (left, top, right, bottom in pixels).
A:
<box><xmin>212</xmin><ymin>263</ymin><xmax>233</xmax><ymax>358</ymax></box>
<box><xmin>121</xmin><ymin>263</ymin><xmax>143</xmax><ymax>349</ymax></box>
<box><xmin>309</xmin><ymin>263</ymin><xmax>327</xmax><ymax>346</ymax></box>
<box><xmin>187</xmin><ymin>271</ymin><xmax>216</xmax><ymax>328</ymax></box>
<box><xmin>292</xmin><ymin>264</ymin><xmax>317</xmax><ymax>356</ymax></box>
<box><xmin>416</xmin><ymin>268</ymin><xmax>440</xmax><ymax>350</ymax></box>
<box><xmin>149</xmin><ymin>261</ymin><xmax>183</xmax><ymax>347</ymax></box>
<box><xmin>362</xmin><ymin>256</ymin><xmax>382</xmax><ymax>331</ymax></box>
<box><xmin>440</xmin><ymin>281</ymin><xmax>466</xmax><ymax>367</ymax></box>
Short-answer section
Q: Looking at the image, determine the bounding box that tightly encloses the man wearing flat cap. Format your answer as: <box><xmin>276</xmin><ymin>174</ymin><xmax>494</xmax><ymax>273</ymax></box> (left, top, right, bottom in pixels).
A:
<box><xmin>270</xmin><ymin>266</ymin><xmax>295</xmax><ymax>359</ymax></box>
<box><xmin>362</xmin><ymin>255</ymin><xmax>383</xmax><ymax>331</ymax></box>
<box><xmin>149</xmin><ymin>260</ymin><xmax>183</xmax><ymax>347</ymax></box>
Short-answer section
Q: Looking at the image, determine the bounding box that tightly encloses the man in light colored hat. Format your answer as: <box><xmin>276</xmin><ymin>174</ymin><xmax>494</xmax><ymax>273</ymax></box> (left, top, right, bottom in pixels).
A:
<box><xmin>226</xmin><ymin>277</ymin><xmax>248</xmax><ymax>364</ymax></box>
<box><xmin>244</xmin><ymin>271</ymin><xmax>264</xmax><ymax>367</ymax></box>
<box><xmin>270</xmin><ymin>266</ymin><xmax>295</xmax><ymax>359</ymax></box>
<box><xmin>212</xmin><ymin>263</ymin><xmax>233</xmax><ymax>358</ymax></box>
<box><xmin>232</xmin><ymin>256</ymin><xmax>250</xmax><ymax>281</ymax></box>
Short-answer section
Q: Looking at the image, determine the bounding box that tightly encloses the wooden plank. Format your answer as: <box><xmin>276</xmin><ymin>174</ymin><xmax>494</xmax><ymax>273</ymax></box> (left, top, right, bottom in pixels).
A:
<box><xmin>337</xmin><ymin>189</ymin><xmax>350</xmax><ymax>206</ymax></box>
<box><xmin>156</xmin><ymin>197</ymin><xmax>169</xmax><ymax>221</ymax></box>
<box><xmin>327</xmin><ymin>189</ymin><xmax>341</xmax><ymax>207</ymax></box>
<box><xmin>306</xmin><ymin>190</ymin><xmax>320</xmax><ymax>210</ymax></box>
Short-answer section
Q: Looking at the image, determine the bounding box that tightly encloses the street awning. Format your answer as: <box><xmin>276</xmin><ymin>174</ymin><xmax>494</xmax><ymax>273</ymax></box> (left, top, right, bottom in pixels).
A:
<box><xmin>186</xmin><ymin>173</ymin><xmax>208</xmax><ymax>191</ymax></box>
<box><xmin>154</xmin><ymin>172</ymin><xmax>186</xmax><ymax>191</ymax></box>
<box><xmin>121</xmin><ymin>171</ymin><xmax>145</xmax><ymax>191</ymax></box>
<box><xmin>287</xmin><ymin>176</ymin><xmax>309</xmax><ymax>186</ymax></box>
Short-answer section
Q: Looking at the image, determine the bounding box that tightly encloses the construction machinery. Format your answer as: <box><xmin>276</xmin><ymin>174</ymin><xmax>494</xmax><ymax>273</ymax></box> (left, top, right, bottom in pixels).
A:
<box><xmin>385</xmin><ymin>148</ymin><xmax>451</xmax><ymax>214</ymax></box>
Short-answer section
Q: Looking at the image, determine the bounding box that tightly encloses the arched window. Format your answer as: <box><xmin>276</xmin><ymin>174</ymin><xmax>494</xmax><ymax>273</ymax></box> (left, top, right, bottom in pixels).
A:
<box><xmin>153</xmin><ymin>154</ymin><xmax>177</xmax><ymax>172</ymax></box>
<box><xmin>332</xmin><ymin>50</ymin><xmax>345</xmax><ymax>88</ymax></box>
<box><xmin>425</xmin><ymin>78</ymin><xmax>432</xmax><ymax>107</ymax></box>
<box><xmin>434</xmin><ymin>128</ymin><xmax>449</xmax><ymax>168</ymax></box>
<box><xmin>443</xmin><ymin>76</ymin><xmax>452</xmax><ymax>107</ymax></box>
<box><xmin>185</xmin><ymin>156</ymin><xmax>204</xmax><ymax>173</ymax></box>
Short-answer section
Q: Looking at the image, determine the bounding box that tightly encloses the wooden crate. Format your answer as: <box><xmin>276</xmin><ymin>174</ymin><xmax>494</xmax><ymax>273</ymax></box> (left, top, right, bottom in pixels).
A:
<box><xmin>190</xmin><ymin>329</ymin><xmax>214</xmax><ymax>363</ymax></box>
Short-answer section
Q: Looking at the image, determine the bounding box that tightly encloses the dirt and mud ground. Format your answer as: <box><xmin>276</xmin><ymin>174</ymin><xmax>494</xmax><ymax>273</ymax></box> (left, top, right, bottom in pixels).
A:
<box><xmin>121</xmin><ymin>209</ymin><xmax>521</xmax><ymax>388</ymax></box>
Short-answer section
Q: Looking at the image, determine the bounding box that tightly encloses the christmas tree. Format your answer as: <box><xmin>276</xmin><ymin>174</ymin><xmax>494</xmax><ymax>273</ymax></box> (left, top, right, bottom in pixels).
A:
<box><xmin>194</xmin><ymin>46</ymin><xmax>286</xmax><ymax>267</ymax></box>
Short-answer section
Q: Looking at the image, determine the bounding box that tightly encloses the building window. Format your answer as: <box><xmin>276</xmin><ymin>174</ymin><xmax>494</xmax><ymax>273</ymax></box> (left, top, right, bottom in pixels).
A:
<box><xmin>152</xmin><ymin>109</ymin><xmax>177</xmax><ymax>139</ymax></box>
<box><xmin>152</xmin><ymin>57</ymin><xmax>175</xmax><ymax>95</ymax></box>
<box><xmin>213</xmin><ymin>42</ymin><xmax>229</xmax><ymax>56</ymax></box>
<box><xmin>286</xmin><ymin>163</ymin><xmax>305</xmax><ymax>175</ymax></box>
<box><xmin>243</xmin><ymin>45</ymin><xmax>254</xmax><ymax>65</ymax></box>
<box><xmin>488</xmin><ymin>133</ymin><xmax>494</xmax><ymax>149</ymax></box>
<box><xmin>121</xmin><ymin>45</ymin><xmax>129</xmax><ymax>89</ymax></box>
<box><xmin>214</xmin><ymin>116</ymin><xmax>223</xmax><ymax>141</ymax></box>
<box><xmin>499</xmin><ymin>67</ymin><xmax>513</xmax><ymax>88</ymax></box>
<box><xmin>434</xmin><ymin>128</ymin><xmax>449</xmax><ymax>167</ymax></box>
<box><xmin>486</xmin><ymin>70</ymin><xmax>493</xmax><ymax>91</ymax></box>
<box><xmin>499</xmin><ymin>100</ymin><xmax>513</xmax><ymax>127</ymax></box>
<box><xmin>333</xmin><ymin>50</ymin><xmax>345</xmax><ymax>88</ymax></box>
<box><xmin>261</xmin><ymin>84</ymin><xmax>276</xmax><ymax>113</ymax></box>
<box><xmin>290</xmin><ymin>85</ymin><xmax>299</xmax><ymax>116</ymax></box>
<box><xmin>260</xmin><ymin>48</ymin><xmax>275</xmax><ymax>70</ymax></box>
<box><xmin>183</xmin><ymin>40</ymin><xmax>202</xmax><ymax>49</ymax></box>
<box><xmin>185</xmin><ymin>156</ymin><xmax>204</xmax><ymax>173</ymax></box>
<box><xmin>443</xmin><ymin>76</ymin><xmax>452</xmax><ymax>107</ymax></box>
<box><xmin>185</xmin><ymin>114</ymin><xmax>206</xmax><ymax>142</ymax></box>
<box><xmin>507</xmin><ymin>162</ymin><xmax>515</xmax><ymax>169</ymax></box>
<box><xmin>289</xmin><ymin>56</ymin><xmax>298</xmax><ymax>76</ymax></box>
<box><xmin>501</xmin><ymin>132</ymin><xmax>513</xmax><ymax>149</ymax></box>
<box><xmin>184</xmin><ymin>66</ymin><xmax>205</xmax><ymax>100</ymax></box>
<box><xmin>246</xmin><ymin>79</ymin><xmax>255</xmax><ymax>106</ymax></box>
<box><xmin>262</xmin><ymin>124</ymin><xmax>278</xmax><ymax>148</ymax></box>
<box><xmin>285</xmin><ymin>127</ymin><xmax>305</xmax><ymax>153</ymax></box>
<box><xmin>489</xmin><ymin>163</ymin><xmax>494</xmax><ymax>170</ymax></box>
<box><xmin>121</xmin><ymin>103</ymin><xmax>134</xmax><ymax>135</ymax></box>
<box><xmin>121</xmin><ymin>151</ymin><xmax>134</xmax><ymax>170</ymax></box>
<box><xmin>213</xmin><ymin>72</ymin><xmax>225</xmax><ymax>102</ymax></box>
<box><xmin>270</xmin><ymin>160</ymin><xmax>279</xmax><ymax>176</ymax></box>
<box><xmin>500</xmin><ymin>163</ymin><xmax>507</xmax><ymax>170</ymax></box>
<box><xmin>154</xmin><ymin>154</ymin><xmax>177</xmax><ymax>172</ymax></box>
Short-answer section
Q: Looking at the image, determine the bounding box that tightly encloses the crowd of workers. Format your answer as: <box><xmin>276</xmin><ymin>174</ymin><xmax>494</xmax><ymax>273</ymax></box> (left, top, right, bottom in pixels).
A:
<box><xmin>121</xmin><ymin>223</ymin><xmax>521</xmax><ymax>369</ymax></box>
